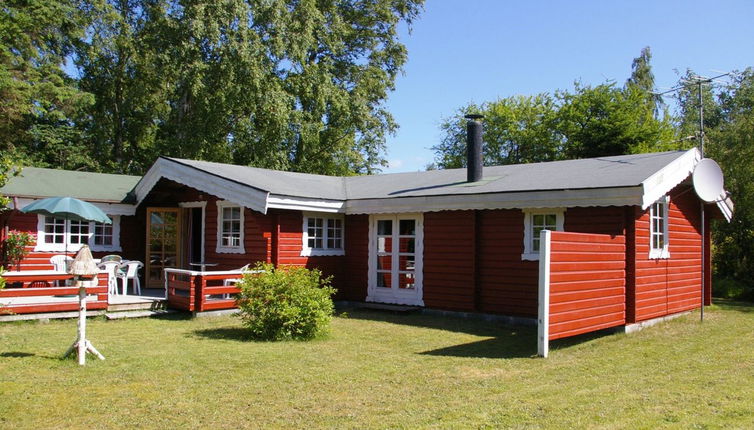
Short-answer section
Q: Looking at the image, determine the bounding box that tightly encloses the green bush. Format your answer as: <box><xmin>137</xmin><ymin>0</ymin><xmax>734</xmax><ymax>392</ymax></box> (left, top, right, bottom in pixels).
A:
<box><xmin>713</xmin><ymin>277</ymin><xmax>754</xmax><ymax>301</ymax></box>
<box><xmin>236</xmin><ymin>263</ymin><xmax>336</xmax><ymax>341</ymax></box>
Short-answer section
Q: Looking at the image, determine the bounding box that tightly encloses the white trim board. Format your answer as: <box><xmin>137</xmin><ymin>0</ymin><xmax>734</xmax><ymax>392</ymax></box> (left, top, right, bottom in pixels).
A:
<box><xmin>537</xmin><ymin>229</ymin><xmax>552</xmax><ymax>358</ymax></box>
<box><xmin>134</xmin><ymin>158</ymin><xmax>269</xmax><ymax>213</ymax></box>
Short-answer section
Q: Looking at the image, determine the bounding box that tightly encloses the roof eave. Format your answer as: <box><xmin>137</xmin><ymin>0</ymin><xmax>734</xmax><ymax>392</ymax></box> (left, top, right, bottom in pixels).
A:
<box><xmin>133</xmin><ymin>157</ymin><xmax>269</xmax><ymax>213</ymax></box>
<box><xmin>345</xmin><ymin>186</ymin><xmax>645</xmax><ymax>215</ymax></box>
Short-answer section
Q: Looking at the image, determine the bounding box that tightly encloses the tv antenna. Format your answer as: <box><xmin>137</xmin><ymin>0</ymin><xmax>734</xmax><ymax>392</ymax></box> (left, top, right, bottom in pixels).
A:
<box><xmin>653</xmin><ymin>70</ymin><xmax>733</xmax><ymax>322</ymax></box>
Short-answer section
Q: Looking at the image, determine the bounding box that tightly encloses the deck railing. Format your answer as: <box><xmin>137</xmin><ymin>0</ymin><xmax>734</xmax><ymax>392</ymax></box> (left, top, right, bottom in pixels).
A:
<box><xmin>164</xmin><ymin>268</ymin><xmax>260</xmax><ymax>313</ymax></box>
<box><xmin>0</xmin><ymin>272</ymin><xmax>109</xmax><ymax>315</ymax></box>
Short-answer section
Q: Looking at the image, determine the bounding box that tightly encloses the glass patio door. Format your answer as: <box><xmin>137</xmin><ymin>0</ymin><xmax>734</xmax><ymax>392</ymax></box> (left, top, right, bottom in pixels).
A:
<box><xmin>367</xmin><ymin>214</ymin><xmax>424</xmax><ymax>306</ymax></box>
<box><xmin>146</xmin><ymin>208</ymin><xmax>181</xmax><ymax>288</ymax></box>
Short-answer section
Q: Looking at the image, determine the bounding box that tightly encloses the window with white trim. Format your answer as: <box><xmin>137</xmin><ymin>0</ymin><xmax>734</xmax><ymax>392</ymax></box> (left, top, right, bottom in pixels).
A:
<box><xmin>301</xmin><ymin>213</ymin><xmax>345</xmax><ymax>256</ymax></box>
<box><xmin>36</xmin><ymin>215</ymin><xmax>121</xmax><ymax>252</ymax></box>
<box><xmin>649</xmin><ymin>196</ymin><xmax>670</xmax><ymax>259</ymax></box>
<box><xmin>216</xmin><ymin>201</ymin><xmax>245</xmax><ymax>253</ymax></box>
<box><xmin>522</xmin><ymin>209</ymin><xmax>564</xmax><ymax>260</ymax></box>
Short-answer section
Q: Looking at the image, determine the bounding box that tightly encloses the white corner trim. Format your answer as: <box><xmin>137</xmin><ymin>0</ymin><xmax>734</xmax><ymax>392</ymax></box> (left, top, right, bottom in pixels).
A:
<box><xmin>716</xmin><ymin>194</ymin><xmax>734</xmax><ymax>222</ymax></box>
<box><xmin>641</xmin><ymin>148</ymin><xmax>700</xmax><ymax>210</ymax></box>
<box><xmin>215</xmin><ymin>200</ymin><xmax>245</xmax><ymax>254</ymax></box>
<box><xmin>522</xmin><ymin>208</ymin><xmax>565</xmax><ymax>261</ymax></box>
<box><xmin>267</xmin><ymin>195</ymin><xmax>345</xmax><ymax>213</ymax></box>
<box><xmin>135</xmin><ymin>158</ymin><xmax>269</xmax><ymax>213</ymax></box>
<box><xmin>538</xmin><ymin>229</ymin><xmax>551</xmax><ymax>358</ymax></box>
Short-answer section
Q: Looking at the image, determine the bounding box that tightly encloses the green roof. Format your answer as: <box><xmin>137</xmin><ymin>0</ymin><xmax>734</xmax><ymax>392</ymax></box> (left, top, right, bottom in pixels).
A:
<box><xmin>0</xmin><ymin>167</ymin><xmax>141</xmax><ymax>203</ymax></box>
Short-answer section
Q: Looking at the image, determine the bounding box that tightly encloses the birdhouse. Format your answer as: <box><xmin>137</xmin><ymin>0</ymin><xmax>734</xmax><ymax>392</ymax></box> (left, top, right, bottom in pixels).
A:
<box><xmin>69</xmin><ymin>245</ymin><xmax>99</xmax><ymax>280</ymax></box>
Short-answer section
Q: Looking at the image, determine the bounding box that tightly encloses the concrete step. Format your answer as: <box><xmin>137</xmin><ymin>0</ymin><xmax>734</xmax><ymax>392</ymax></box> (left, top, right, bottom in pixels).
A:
<box><xmin>357</xmin><ymin>302</ymin><xmax>421</xmax><ymax>313</ymax></box>
<box><xmin>107</xmin><ymin>300</ymin><xmax>167</xmax><ymax>312</ymax></box>
<box><xmin>105</xmin><ymin>309</ymin><xmax>178</xmax><ymax>320</ymax></box>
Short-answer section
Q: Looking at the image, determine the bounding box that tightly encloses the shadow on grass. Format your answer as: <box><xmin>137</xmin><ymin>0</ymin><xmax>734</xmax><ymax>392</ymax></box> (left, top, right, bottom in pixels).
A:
<box><xmin>192</xmin><ymin>327</ymin><xmax>252</xmax><ymax>341</ymax></box>
<box><xmin>1</xmin><ymin>351</ymin><xmax>35</xmax><ymax>358</ymax></box>
<box><xmin>344</xmin><ymin>309</ymin><xmax>537</xmax><ymax>359</ymax></box>
<box><xmin>712</xmin><ymin>299</ymin><xmax>754</xmax><ymax>313</ymax></box>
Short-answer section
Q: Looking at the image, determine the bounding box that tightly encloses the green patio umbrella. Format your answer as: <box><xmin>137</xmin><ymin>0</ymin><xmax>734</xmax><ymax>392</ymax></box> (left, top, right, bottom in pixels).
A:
<box><xmin>21</xmin><ymin>197</ymin><xmax>112</xmax><ymax>255</ymax></box>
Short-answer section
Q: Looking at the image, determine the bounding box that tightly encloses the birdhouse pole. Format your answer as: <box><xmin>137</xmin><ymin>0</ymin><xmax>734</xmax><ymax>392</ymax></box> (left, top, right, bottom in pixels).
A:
<box><xmin>63</xmin><ymin>245</ymin><xmax>105</xmax><ymax>365</ymax></box>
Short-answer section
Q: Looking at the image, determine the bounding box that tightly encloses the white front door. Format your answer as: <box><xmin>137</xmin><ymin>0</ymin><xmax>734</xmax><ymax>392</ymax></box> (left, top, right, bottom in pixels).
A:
<box><xmin>367</xmin><ymin>214</ymin><xmax>424</xmax><ymax>306</ymax></box>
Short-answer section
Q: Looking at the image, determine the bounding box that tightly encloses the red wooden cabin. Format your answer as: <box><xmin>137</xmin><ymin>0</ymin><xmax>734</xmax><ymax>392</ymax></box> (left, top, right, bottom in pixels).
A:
<box><xmin>1</xmin><ymin>148</ymin><xmax>733</xmax><ymax>343</ymax></box>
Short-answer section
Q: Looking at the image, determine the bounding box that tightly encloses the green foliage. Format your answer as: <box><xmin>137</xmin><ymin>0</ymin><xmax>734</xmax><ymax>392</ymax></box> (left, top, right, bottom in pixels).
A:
<box><xmin>0</xmin><ymin>155</ymin><xmax>21</xmax><ymax>210</ymax></box>
<box><xmin>0</xmin><ymin>0</ymin><xmax>94</xmax><ymax>169</ymax></box>
<box><xmin>713</xmin><ymin>277</ymin><xmax>753</xmax><ymax>301</ymax></box>
<box><xmin>433</xmin><ymin>95</ymin><xmax>561</xmax><ymax>169</ymax></box>
<box><xmin>0</xmin><ymin>266</ymin><xmax>5</xmax><ymax>289</ymax></box>
<box><xmin>700</xmin><ymin>69</ymin><xmax>754</xmax><ymax>284</ymax></box>
<box><xmin>432</xmin><ymin>81</ymin><xmax>675</xmax><ymax>168</ymax></box>
<box><xmin>236</xmin><ymin>263</ymin><xmax>336</xmax><ymax>341</ymax></box>
<box><xmin>3</xmin><ymin>230</ymin><xmax>35</xmax><ymax>270</ymax></box>
<box><xmin>557</xmin><ymin>82</ymin><xmax>676</xmax><ymax>158</ymax></box>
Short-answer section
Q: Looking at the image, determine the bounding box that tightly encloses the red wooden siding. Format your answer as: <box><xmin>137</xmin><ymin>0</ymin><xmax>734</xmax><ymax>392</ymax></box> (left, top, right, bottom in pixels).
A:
<box><xmin>477</xmin><ymin>209</ymin><xmax>539</xmax><ymax>317</ymax></box>
<box><xmin>271</xmin><ymin>210</ymin><xmax>345</xmax><ymax>294</ymax></box>
<box><xmin>341</xmin><ymin>214</ymin><xmax>369</xmax><ymax>301</ymax></box>
<box><xmin>202</xmin><ymin>198</ymin><xmax>271</xmax><ymax>270</ymax></box>
<box><xmin>633</xmin><ymin>185</ymin><xmax>703</xmax><ymax>322</ymax></box>
<box><xmin>547</xmin><ymin>231</ymin><xmax>626</xmax><ymax>340</ymax></box>
<box><xmin>423</xmin><ymin>211</ymin><xmax>476</xmax><ymax>311</ymax></box>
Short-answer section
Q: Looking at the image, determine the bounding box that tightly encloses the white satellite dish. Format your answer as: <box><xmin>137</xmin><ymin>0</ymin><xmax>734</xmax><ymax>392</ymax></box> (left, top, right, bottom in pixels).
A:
<box><xmin>692</xmin><ymin>158</ymin><xmax>725</xmax><ymax>203</ymax></box>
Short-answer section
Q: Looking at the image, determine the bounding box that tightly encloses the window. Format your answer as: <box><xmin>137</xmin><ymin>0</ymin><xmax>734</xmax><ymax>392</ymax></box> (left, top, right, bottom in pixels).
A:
<box><xmin>216</xmin><ymin>201</ymin><xmax>245</xmax><ymax>253</ymax></box>
<box><xmin>36</xmin><ymin>215</ymin><xmax>121</xmax><ymax>252</ymax></box>
<box><xmin>94</xmin><ymin>222</ymin><xmax>113</xmax><ymax>246</ymax></box>
<box><xmin>301</xmin><ymin>212</ymin><xmax>345</xmax><ymax>256</ymax></box>
<box><xmin>649</xmin><ymin>196</ymin><xmax>670</xmax><ymax>259</ymax></box>
<box><xmin>522</xmin><ymin>209</ymin><xmax>564</xmax><ymax>260</ymax></box>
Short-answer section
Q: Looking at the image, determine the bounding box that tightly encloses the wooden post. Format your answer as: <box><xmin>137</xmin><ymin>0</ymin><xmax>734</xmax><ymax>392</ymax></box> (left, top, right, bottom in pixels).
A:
<box><xmin>63</xmin><ymin>245</ymin><xmax>105</xmax><ymax>365</ymax></box>
<box><xmin>537</xmin><ymin>230</ymin><xmax>552</xmax><ymax>358</ymax></box>
<box><xmin>77</xmin><ymin>284</ymin><xmax>87</xmax><ymax>365</ymax></box>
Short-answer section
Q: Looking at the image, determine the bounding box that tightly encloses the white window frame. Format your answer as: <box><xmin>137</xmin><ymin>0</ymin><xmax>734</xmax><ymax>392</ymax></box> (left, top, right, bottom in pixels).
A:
<box><xmin>522</xmin><ymin>208</ymin><xmax>564</xmax><ymax>261</ymax></box>
<box><xmin>649</xmin><ymin>195</ymin><xmax>670</xmax><ymax>259</ymax></box>
<box><xmin>215</xmin><ymin>201</ymin><xmax>245</xmax><ymax>254</ymax></box>
<box><xmin>34</xmin><ymin>215</ymin><xmax>122</xmax><ymax>252</ymax></box>
<box><xmin>301</xmin><ymin>212</ymin><xmax>345</xmax><ymax>256</ymax></box>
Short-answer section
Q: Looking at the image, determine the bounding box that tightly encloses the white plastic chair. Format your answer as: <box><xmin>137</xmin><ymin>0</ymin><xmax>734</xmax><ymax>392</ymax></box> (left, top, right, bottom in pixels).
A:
<box><xmin>222</xmin><ymin>264</ymin><xmax>250</xmax><ymax>299</ymax></box>
<box><xmin>117</xmin><ymin>261</ymin><xmax>143</xmax><ymax>295</ymax></box>
<box><xmin>98</xmin><ymin>261</ymin><xmax>121</xmax><ymax>296</ymax></box>
<box><xmin>50</xmin><ymin>255</ymin><xmax>72</xmax><ymax>272</ymax></box>
<box><xmin>50</xmin><ymin>255</ymin><xmax>73</xmax><ymax>286</ymax></box>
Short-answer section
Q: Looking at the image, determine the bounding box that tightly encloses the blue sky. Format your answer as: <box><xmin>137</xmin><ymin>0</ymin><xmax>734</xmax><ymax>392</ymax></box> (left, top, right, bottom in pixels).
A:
<box><xmin>381</xmin><ymin>0</ymin><xmax>754</xmax><ymax>173</ymax></box>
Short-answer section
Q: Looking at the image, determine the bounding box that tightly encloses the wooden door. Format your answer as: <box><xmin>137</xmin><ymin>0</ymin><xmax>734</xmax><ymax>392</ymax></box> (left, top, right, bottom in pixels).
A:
<box><xmin>146</xmin><ymin>208</ymin><xmax>181</xmax><ymax>288</ymax></box>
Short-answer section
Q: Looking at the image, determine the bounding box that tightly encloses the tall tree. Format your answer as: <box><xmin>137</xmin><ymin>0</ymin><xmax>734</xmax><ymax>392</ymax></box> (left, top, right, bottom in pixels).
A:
<box><xmin>626</xmin><ymin>46</ymin><xmax>663</xmax><ymax>116</ymax></box>
<box><xmin>701</xmin><ymin>69</ymin><xmax>754</xmax><ymax>289</ymax></box>
<box><xmin>556</xmin><ymin>82</ymin><xmax>675</xmax><ymax>159</ymax></box>
<box><xmin>0</xmin><ymin>0</ymin><xmax>93</xmax><ymax>169</ymax></box>
<box><xmin>73</xmin><ymin>0</ymin><xmax>423</xmax><ymax>175</ymax></box>
<box><xmin>431</xmin><ymin>95</ymin><xmax>561</xmax><ymax>169</ymax></box>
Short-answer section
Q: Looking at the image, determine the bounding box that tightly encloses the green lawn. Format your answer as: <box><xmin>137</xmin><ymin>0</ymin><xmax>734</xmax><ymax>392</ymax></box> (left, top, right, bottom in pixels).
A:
<box><xmin>1</xmin><ymin>303</ymin><xmax>753</xmax><ymax>429</ymax></box>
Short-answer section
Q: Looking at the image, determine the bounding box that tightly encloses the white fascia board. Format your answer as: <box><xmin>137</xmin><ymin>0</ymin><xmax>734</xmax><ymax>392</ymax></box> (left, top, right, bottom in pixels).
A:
<box><xmin>641</xmin><ymin>148</ymin><xmax>700</xmax><ymax>210</ymax></box>
<box><xmin>134</xmin><ymin>158</ymin><xmax>269</xmax><ymax>213</ymax></box>
<box><xmin>15</xmin><ymin>197</ymin><xmax>136</xmax><ymax>216</ymax></box>
<box><xmin>266</xmin><ymin>195</ymin><xmax>345</xmax><ymax>213</ymax></box>
<box><xmin>345</xmin><ymin>186</ymin><xmax>644</xmax><ymax>215</ymax></box>
<box><xmin>716</xmin><ymin>193</ymin><xmax>734</xmax><ymax>222</ymax></box>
